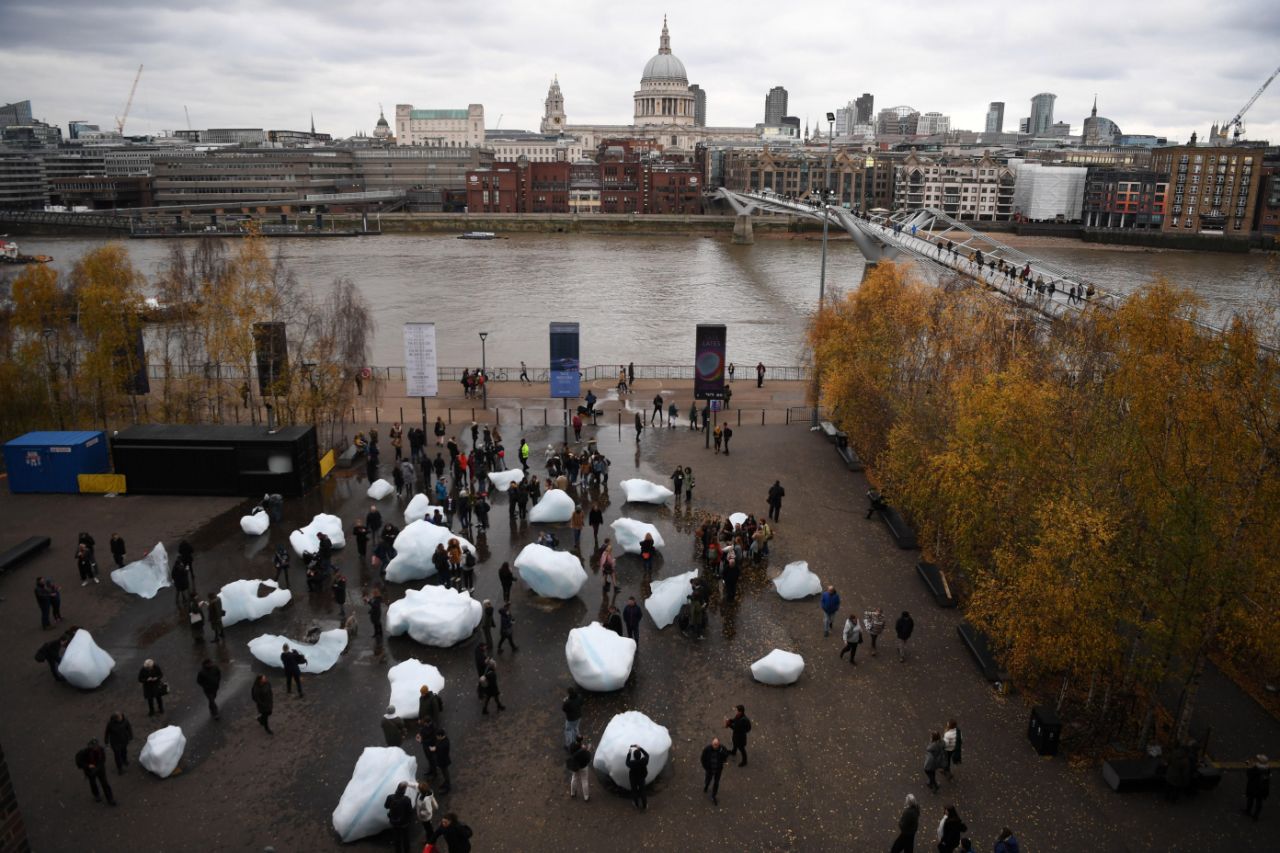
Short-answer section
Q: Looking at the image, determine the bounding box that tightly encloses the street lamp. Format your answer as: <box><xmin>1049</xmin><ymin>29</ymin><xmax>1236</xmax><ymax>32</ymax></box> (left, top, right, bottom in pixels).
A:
<box><xmin>812</xmin><ymin>111</ymin><xmax>835</xmax><ymax>428</ymax></box>
<box><xmin>478</xmin><ymin>332</ymin><xmax>489</xmax><ymax>409</ymax></box>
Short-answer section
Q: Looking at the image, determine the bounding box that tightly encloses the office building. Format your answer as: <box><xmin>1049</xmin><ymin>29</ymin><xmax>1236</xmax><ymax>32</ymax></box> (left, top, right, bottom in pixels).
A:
<box><xmin>917</xmin><ymin>112</ymin><xmax>950</xmax><ymax>135</ymax></box>
<box><xmin>877</xmin><ymin>106</ymin><xmax>920</xmax><ymax>136</ymax></box>
<box><xmin>0</xmin><ymin>154</ymin><xmax>48</xmax><ymax>209</ymax></box>
<box><xmin>985</xmin><ymin>102</ymin><xmax>1005</xmax><ymax>134</ymax></box>
<box><xmin>394</xmin><ymin>104</ymin><xmax>485</xmax><ymax>147</ymax></box>
<box><xmin>855</xmin><ymin>93</ymin><xmax>875</xmax><ymax>125</ymax></box>
<box><xmin>0</xmin><ymin>100</ymin><xmax>33</xmax><ymax>131</ymax></box>
<box><xmin>720</xmin><ymin>146</ymin><xmax>871</xmax><ymax>207</ymax></box>
<box><xmin>1082</xmin><ymin>98</ymin><xmax>1122</xmax><ymax>146</ymax></box>
<box><xmin>1030</xmin><ymin>92</ymin><xmax>1056</xmax><ymax>135</ymax></box>
<box><xmin>689</xmin><ymin>84</ymin><xmax>706</xmax><ymax>127</ymax></box>
<box><xmin>894</xmin><ymin>151</ymin><xmax>1014</xmax><ymax>221</ymax></box>
<box><xmin>764</xmin><ymin>87</ymin><xmax>788</xmax><ymax>126</ymax></box>
<box><xmin>1082</xmin><ymin>168</ymin><xmax>1168</xmax><ymax>229</ymax></box>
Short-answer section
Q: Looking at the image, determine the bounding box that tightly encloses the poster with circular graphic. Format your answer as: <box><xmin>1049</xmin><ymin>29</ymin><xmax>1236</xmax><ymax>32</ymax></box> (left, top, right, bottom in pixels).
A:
<box><xmin>694</xmin><ymin>324</ymin><xmax>727</xmax><ymax>400</ymax></box>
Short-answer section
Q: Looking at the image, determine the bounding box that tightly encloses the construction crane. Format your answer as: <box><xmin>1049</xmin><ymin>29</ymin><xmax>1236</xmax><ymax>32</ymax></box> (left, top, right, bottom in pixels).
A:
<box><xmin>1220</xmin><ymin>63</ymin><xmax>1280</xmax><ymax>141</ymax></box>
<box><xmin>115</xmin><ymin>64</ymin><xmax>144</xmax><ymax>135</ymax></box>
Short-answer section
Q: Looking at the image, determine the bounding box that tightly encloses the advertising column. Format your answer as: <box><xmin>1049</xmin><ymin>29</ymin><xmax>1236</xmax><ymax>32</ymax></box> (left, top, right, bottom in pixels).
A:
<box><xmin>550</xmin><ymin>322</ymin><xmax>581</xmax><ymax>441</ymax></box>
<box><xmin>695</xmin><ymin>324</ymin><xmax>727</xmax><ymax>448</ymax></box>
<box><xmin>403</xmin><ymin>323</ymin><xmax>439</xmax><ymax>433</ymax></box>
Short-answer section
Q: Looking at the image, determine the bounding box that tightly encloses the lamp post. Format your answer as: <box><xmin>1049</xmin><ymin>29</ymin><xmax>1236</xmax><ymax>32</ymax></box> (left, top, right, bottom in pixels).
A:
<box><xmin>478</xmin><ymin>331</ymin><xmax>489</xmax><ymax>409</ymax></box>
<box><xmin>812</xmin><ymin>111</ymin><xmax>835</xmax><ymax>428</ymax></box>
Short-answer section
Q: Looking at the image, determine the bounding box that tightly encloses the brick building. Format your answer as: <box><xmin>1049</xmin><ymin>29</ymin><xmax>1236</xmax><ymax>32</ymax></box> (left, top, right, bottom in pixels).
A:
<box><xmin>720</xmin><ymin>146</ymin><xmax>871</xmax><ymax>207</ymax></box>
<box><xmin>1149</xmin><ymin>142</ymin><xmax>1264</xmax><ymax>235</ymax></box>
<box><xmin>893</xmin><ymin>151</ymin><xmax>1015</xmax><ymax>221</ymax></box>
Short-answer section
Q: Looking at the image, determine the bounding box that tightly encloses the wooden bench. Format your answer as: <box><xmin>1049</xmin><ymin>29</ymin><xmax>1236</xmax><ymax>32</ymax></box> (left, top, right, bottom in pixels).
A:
<box><xmin>956</xmin><ymin>621</ymin><xmax>1010</xmax><ymax>683</ymax></box>
<box><xmin>916</xmin><ymin>561</ymin><xmax>957</xmax><ymax>607</ymax></box>
<box><xmin>0</xmin><ymin>536</ymin><xmax>51</xmax><ymax>574</ymax></box>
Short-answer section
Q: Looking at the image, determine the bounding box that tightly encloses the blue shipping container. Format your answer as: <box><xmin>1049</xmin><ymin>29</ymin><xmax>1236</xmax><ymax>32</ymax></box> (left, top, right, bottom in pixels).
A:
<box><xmin>3</xmin><ymin>431</ymin><xmax>111</xmax><ymax>494</ymax></box>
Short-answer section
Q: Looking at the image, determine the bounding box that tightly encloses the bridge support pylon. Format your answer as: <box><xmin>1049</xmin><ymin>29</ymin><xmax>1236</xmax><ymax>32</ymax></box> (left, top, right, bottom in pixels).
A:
<box><xmin>732</xmin><ymin>213</ymin><xmax>754</xmax><ymax>245</ymax></box>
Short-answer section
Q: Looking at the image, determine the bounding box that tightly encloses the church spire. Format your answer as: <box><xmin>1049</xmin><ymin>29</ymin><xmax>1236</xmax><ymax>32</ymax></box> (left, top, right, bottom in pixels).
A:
<box><xmin>659</xmin><ymin>15</ymin><xmax>671</xmax><ymax>54</ymax></box>
<box><xmin>310</xmin><ymin>112</ymin><xmax>315</xmax><ymax>135</ymax></box>
<box><xmin>1091</xmin><ymin>95</ymin><xmax>1097</xmax><ymax>118</ymax></box>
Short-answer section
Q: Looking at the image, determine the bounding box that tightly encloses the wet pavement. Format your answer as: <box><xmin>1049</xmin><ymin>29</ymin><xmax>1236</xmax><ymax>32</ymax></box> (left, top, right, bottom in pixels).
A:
<box><xmin>0</xmin><ymin>419</ymin><xmax>1273</xmax><ymax>852</ymax></box>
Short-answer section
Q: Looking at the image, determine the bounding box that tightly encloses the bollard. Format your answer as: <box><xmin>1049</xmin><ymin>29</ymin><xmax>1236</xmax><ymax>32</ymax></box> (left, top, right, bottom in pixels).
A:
<box><xmin>761</xmin><ymin>409</ymin><xmax>764</xmax><ymax>426</ymax></box>
<box><xmin>448</xmin><ymin>408</ymin><xmax>452</xmax><ymax>425</ymax></box>
<box><xmin>737</xmin><ymin>409</ymin><xmax>741</xmax><ymax>426</ymax></box>
<box><xmin>400</xmin><ymin>406</ymin><xmax>404</xmax><ymax>422</ymax></box>
<box><xmin>544</xmin><ymin>408</ymin><xmax>548</xmax><ymax>426</ymax></box>
<box><xmin>375</xmin><ymin>407</ymin><xmax>380</xmax><ymax>424</ymax></box>
<box><xmin>786</xmin><ymin>409</ymin><xmax>790</xmax><ymax>425</ymax></box>
<box><xmin>520</xmin><ymin>408</ymin><xmax>524</xmax><ymax>428</ymax></box>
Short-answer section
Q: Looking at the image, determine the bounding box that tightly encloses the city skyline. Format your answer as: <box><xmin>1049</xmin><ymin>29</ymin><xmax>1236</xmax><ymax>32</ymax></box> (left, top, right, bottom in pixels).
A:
<box><xmin>1</xmin><ymin>0</ymin><xmax>1277</xmax><ymax>143</ymax></box>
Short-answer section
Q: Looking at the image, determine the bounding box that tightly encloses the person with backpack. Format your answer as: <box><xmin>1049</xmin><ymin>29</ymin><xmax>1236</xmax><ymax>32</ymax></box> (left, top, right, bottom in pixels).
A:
<box><xmin>840</xmin><ymin>611</ymin><xmax>864</xmax><ymax>664</ymax></box>
<box><xmin>384</xmin><ymin>781</ymin><xmax>415</xmax><ymax>853</ymax></box>
<box><xmin>434</xmin><ymin>813</ymin><xmax>472</xmax><ymax>852</ymax></box>
<box><xmin>626</xmin><ymin>745</ymin><xmax>650</xmax><ymax>810</ymax></box>
<box><xmin>567</xmin><ymin>736</ymin><xmax>592</xmax><ymax>801</ymax></box>
<box><xmin>725</xmin><ymin>705</ymin><xmax>751</xmax><ymax>767</ymax></box>
<box><xmin>103</xmin><ymin>711</ymin><xmax>132</xmax><ymax>774</ymax></box>
<box><xmin>196</xmin><ymin>659</ymin><xmax>222</xmax><ymax>719</ymax></box>
<box><xmin>281</xmin><ymin>644</ymin><xmax>307</xmax><ymax>696</ymax></box>
<box><xmin>766</xmin><ymin>480</ymin><xmax>785</xmax><ymax>522</ymax></box>
<box><xmin>936</xmin><ymin>804</ymin><xmax>968</xmax><ymax>853</ymax></box>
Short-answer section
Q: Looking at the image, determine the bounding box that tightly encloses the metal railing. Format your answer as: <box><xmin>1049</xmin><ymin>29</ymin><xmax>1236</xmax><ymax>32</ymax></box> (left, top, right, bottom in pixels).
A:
<box><xmin>145</xmin><ymin>362</ymin><xmax>811</xmax><ymax>384</ymax></box>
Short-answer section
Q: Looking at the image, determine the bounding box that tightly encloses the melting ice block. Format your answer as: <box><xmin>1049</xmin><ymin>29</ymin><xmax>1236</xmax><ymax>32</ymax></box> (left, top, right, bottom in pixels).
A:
<box><xmin>331</xmin><ymin>746</ymin><xmax>418</xmax><ymax>842</ymax></box>
<box><xmin>367</xmin><ymin>478</ymin><xmax>395</xmax><ymax>500</ymax></box>
<box><xmin>610</xmin><ymin>518</ymin><xmax>665</xmax><ymax>556</ymax></box>
<box><xmin>248</xmin><ymin>629</ymin><xmax>348</xmax><ymax>674</ymax></box>
<box><xmin>385</xmin><ymin>521</ymin><xmax>475</xmax><ymax>584</ymax></box>
<box><xmin>728</xmin><ymin>512</ymin><xmax>747</xmax><ymax>528</ymax></box>
<box><xmin>772</xmin><ymin>561</ymin><xmax>822</xmax><ymax>600</ymax></box>
<box><xmin>402</xmin><ymin>493</ymin><xmax>432</xmax><ymax>525</ymax></box>
<box><xmin>57</xmin><ymin>629</ymin><xmax>115</xmax><ymax>689</ymax></box>
<box><xmin>529</xmin><ymin>488</ymin><xmax>574</xmax><ymax>523</ymax></box>
<box><xmin>751</xmin><ymin>649</ymin><xmax>805</xmax><ymax>685</ymax></box>
<box><xmin>386</xmin><ymin>659</ymin><xmax>446</xmax><ymax>720</ymax></box>
<box><xmin>218</xmin><ymin>579</ymin><xmax>292</xmax><ymax>626</ymax></box>
<box><xmin>110</xmin><ymin>542</ymin><xmax>170</xmax><ymax>599</ymax></box>
<box><xmin>386</xmin><ymin>585</ymin><xmax>482</xmax><ymax>647</ymax></box>
<box><xmin>514</xmin><ymin>543</ymin><xmax>587</xmax><ymax>599</ymax></box>
<box><xmin>240</xmin><ymin>508</ymin><xmax>270</xmax><ymax>536</ymax></box>
<box><xmin>488</xmin><ymin>469</ymin><xmax>525</xmax><ymax>491</ymax></box>
<box><xmin>620</xmin><ymin>478</ymin><xmax>674</xmax><ymax>505</ymax></box>
<box><xmin>593</xmin><ymin>711</ymin><xmax>671</xmax><ymax>787</ymax></box>
<box><xmin>290</xmin><ymin>513</ymin><xmax>347</xmax><ymax>557</ymax></box>
<box><xmin>566</xmin><ymin>622</ymin><xmax>636</xmax><ymax>692</ymax></box>
<box><xmin>644</xmin><ymin>570</ymin><xmax>696</xmax><ymax>629</ymax></box>
<box><xmin>139</xmin><ymin>726</ymin><xmax>186</xmax><ymax>778</ymax></box>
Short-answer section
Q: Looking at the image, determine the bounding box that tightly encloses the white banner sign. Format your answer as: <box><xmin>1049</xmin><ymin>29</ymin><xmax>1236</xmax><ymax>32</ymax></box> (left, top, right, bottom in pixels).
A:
<box><xmin>403</xmin><ymin>322</ymin><xmax>438</xmax><ymax>397</ymax></box>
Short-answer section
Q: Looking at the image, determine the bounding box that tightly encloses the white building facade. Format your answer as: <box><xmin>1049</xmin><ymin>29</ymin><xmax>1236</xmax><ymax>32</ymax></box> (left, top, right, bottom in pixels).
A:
<box><xmin>394</xmin><ymin>104</ymin><xmax>485</xmax><ymax>147</ymax></box>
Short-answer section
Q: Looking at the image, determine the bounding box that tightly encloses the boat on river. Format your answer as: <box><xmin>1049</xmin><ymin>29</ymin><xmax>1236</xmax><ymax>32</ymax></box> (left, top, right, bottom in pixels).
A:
<box><xmin>457</xmin><ymin>231</ymin><xmax>498</xmax><ymax>240</ymax></box>
<box><xmin>0</xmin><ymin>239</ymin><xmax>52</xmax><ymax>264</ymax></box>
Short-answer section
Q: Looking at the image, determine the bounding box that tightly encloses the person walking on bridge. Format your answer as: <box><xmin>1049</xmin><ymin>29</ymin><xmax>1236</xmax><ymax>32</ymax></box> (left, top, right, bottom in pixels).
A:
<box><xmin>755</xmin><ymin>362</ymin><xmax>766</xmax><ymax>388</ymax></box>
<box><xmin>651</xmin><ymin>393</ymin><xmax>664</xmax><ymax>426</ymax></box>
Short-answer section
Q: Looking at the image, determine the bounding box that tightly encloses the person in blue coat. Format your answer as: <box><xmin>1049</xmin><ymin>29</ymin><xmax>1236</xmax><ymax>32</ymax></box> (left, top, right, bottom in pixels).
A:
<box><xmin>820</xmin><ymin>585</ymin><xmax>841</xmax><ymax>637</ymax></box>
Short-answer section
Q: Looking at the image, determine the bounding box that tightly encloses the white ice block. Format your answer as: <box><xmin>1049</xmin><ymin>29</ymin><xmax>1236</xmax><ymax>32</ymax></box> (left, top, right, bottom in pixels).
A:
<box><xmin>386</xmin><ymin>585</ymin><xmax>482</xmax><ymax>647</ymax></box>
<box><xmin>217</xmin><ymin>578</ymin><xmax>292</xmax><ymax>626</ymax></box>
<box><xmin>331</xmin><ymin>746</ymin><xmax>418</xmax><ymax>842</ymax></box>
<box><xmin>728</xmin><ymin>512</ymin><xmax>747</xmax><ymax>528</ymax></box>
<box><xmin>529</xmin><ymin>488</ymin><xmax>575</xmax><ymax>523</ymax></box>
<box><xmin>593</xmin><ymin>711</ymin><xmax>671</xmax><ymax>787</ymax></box>
<box><xmin>139</xmin><ymin>725</ymin><xmax>186</xmax><ymax>778</ymax></box>
<box><xmin>57</xmin><ymin>629</ymin><xmax>115</xmax><ymax>689</ymax></box>
<box><xmin>566</xmin><ymin>622</ymin><xmax>636</xmax><ymax>692</ymax></box>
<box><xmin>620</xmin><ymin>478</ymin><xmax>674</xmax><ymax>505</ymax></box>
<box><xmin>610</xmin><ymin>518</ymin><xmax>665</xmax><ymax>555</ymax></box>
<box><xmin>386</xmin><ymin>659</ymin><xmax>446</xmax><ymax>720</ymax></box>
<box><xmin>240</xmin><ymin>508</ymin><xmax>270</xmax><ymax>536</ymax></box>
<box><xmin>644</xmin><ymin>570</ymin><xmax>696</xmax><ymax>629</ymax></box>
<box><xmin>247</xmin><ymin>629</ymin><xmax>348</xmax><ymax>674</ymax></box>
<box><xmin>289</xmin><ymin>513</ymin><xmax>347</xmax><ymax>557</ymax></box>
<box><xmin>514</xmin><ymin>543</ymin><xmax>588</xmax><ymax>599</ymax></box>
<box><xmin>403</xmin><ymin>493</ymin><xmax>433</xmax><ymax>525</ymax></box>
<box><xmin>772</xmin><ymin>561</ymin><xmax>822</xmax><ymax>600</ymax></box>
<box><xmin>488</xmin><ymin>469</ymin><xmax>525</xmax><ymax>490</ymax></box>
<box><xmin>109</xmin><ymin>542</ymin><xmax>170</xmax><ymax>599</ymax></box>
<box><xmin>384</xmin><ymin>521</ymin><xmax>475</xmax><ymax>584</ymax></box>
<box><xmin>367</xmin><ymin>478</ymin><xmax>395</xmax><ymax>500</ymax></box>
<box><xmin>751</xmin><ymin>649</ymin><xmax>805</xmax><ymax>685</ymax></box>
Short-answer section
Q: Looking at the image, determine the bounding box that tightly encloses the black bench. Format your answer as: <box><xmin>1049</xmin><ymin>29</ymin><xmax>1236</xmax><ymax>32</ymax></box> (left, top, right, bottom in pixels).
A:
<box><xmin>879</xmin><ymin>506</ymin><xmax>918</xmax><ymax>549</ymax></box>
<box><xmin>956</xmin><ymin>621</ymin><xmax>1010</xmax><ymax>683</ymax></box>
<box><xmin>916</xmin><ymin>561</ymin><xmax>957</xmax><ymax>607</ymax></box>
<box><xmin>336</xmin><ymin>443</ymin><xmax>365</xmax><ymax>469</ymax></box>
<box><xmin>0</xmin><ymin>536</ymin><xmax>51</xmax><ymax>573</ymax></box>
<box><xmin>1102</xmin><ymin>758</ymin><xmax>1163</xmax><ymax>793</ymax></box>
<box><xmin>835</xmin><ymin>444</ymin><xmax>864</xmax><ymax>471</ymax></box>
<box><xmin>818</xmin><ymin>420</ymin><xmax>842</xmax><ymax>442</ymax></box>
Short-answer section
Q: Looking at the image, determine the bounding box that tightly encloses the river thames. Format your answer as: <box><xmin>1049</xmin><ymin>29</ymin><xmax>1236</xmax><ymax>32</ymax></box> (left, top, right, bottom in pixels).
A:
<box><xmin>16</xmin><ymin>232</ymin><xmax>1278</xmax><ymax>367</ymax></box>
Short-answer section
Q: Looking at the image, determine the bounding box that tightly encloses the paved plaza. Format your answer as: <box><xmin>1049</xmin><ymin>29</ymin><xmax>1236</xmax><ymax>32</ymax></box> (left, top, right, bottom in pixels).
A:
<box><xmin>0</xmin><ymin>400</ymin><xmax>1274</xmax><ymax>851</ymax></box>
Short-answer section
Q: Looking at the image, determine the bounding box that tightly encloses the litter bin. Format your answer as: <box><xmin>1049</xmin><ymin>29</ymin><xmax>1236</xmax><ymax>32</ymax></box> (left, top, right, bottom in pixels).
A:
<box><xmin>1028</xmin><ymin>705</ymin><xmax>1061</xmax><ymax>756</ymax></box>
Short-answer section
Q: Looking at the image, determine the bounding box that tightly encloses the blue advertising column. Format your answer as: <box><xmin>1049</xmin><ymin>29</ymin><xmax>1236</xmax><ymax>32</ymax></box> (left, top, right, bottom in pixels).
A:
<box><xmin>695</xmin><ymin>324</ymin><xmax>727</xmax><ymax>449</ymax></box>
<box><xmin>550</xmin><ymin>322</ymin><xmax>581</xmax><ymax>443</ymax></box>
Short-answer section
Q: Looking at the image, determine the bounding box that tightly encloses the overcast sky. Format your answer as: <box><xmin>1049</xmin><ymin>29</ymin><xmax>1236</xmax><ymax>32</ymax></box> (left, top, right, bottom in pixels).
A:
<box><xmin>2</xmin><ymin>0</ymin><xmax>1277</xmax><ymax>144</ymax></box>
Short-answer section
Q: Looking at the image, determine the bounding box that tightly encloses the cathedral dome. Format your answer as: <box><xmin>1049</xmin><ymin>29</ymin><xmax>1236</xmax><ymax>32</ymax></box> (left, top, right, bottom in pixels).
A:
<box><xmin>641</xmin><ymin>16</ymin><xmax>687</xmax><ymax>84</ymax></box>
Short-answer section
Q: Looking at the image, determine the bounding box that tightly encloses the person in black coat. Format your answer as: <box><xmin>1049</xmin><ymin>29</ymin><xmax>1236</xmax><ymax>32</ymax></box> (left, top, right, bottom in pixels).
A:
<box><xmin>721</xmin><ymin>558</ymin><xmax>740</xmax><ymax>602</ymax></box>
<box><xmin>36</xmin><ymin>635</ymin><xmax>66</xmax><ymax>682</ymax></box>
<box><xmin>938</xmin><ymin>805</ymin><xmax>968</xmax><ymax>853</ymax></box>
<box><xmin>103</xmin><ymin>712</ymin><xmax>132</xmax><ymax>774</ymax></box>
<box><xmin>701</xmin><ymin>737</ymin><xmax>731</xmax><ymax>804</ymax></box>
<box><xmin>766</xmin><ymin>480</ymin><xmax>785</xmax><ymax>522</ymax></box>
<box><xmin>434</xmin><ymin>813</ymin><xmax>472</xmax><ymax>853</ymax></box>
<box><xmin>365</xmin><ymin>588</ymin><xmax>384</xmax><ymax>639</ymax></box>
<box><xmin>252</xmin><ymin>674</ymin><xmax>274</xmax><ymax>734</ymax></box>
<box><xmin>725</xmin><ymin>705</ymin><xmax>751</xmax><ymax>767</ymax></box>
<box><xmin>196</xmin><ymin>659</ymin><xmax>222</xmax><ymax>719</ymax></box>
<box><xmin>384</xmin><ymin>781</ymin><xmax>415</xmax><ymax>853</ymax></box>
<box><xmin>622</xmin><ymin>597</ymin><xmax>643</xmax><ymax>645</ymax></box>
<box><xmin>1245</xmin><ymin>754</ymin><xmax>1271</xmax><ymax>820</ymax></box>
<box><xmin>431</xmin><ymin>731</ymin><xmax>453</xmax><ymax>794</ymax></box>
<box><xmin>473</xmin><ymin>642</ymin><xmax>489</xmax><ymax>678</ymax></box>
<box><xmin>74</xmin><ymin>739</ymin><xmax>116</xmax><ymax>805</ymax></box>
<box><xmin>281</xmin><ymin>644</ymin><xmax>307</xmax><ymax>696</ymax></box>
<box><xmin>108</xmin><ymin>534</ymin><xmax>127</xmax><ymax>568</ymax></box>
<box><xmin>498</xmin><ymin>562</ymin><xmax>514</xmax><ymax>603</ymax></box>
<box><xmin>626</xmin><ymin>745</ymin><xmax>650</xmax><ymax>810</ymax></box>
<box><xmin>365</xmin><ymin>505</ymin><xmax>383</xmax><ymax>539</ymax></box>
<box><xmin>895</xmin><ymin>610</ymin><xmax>915</xmax><ymax>662</ymax></box>
<box><xmin>138</xmin><ymin>659</ymin><xmax>164</xmax><ymax>715</ymax></box>
<box><xmin>479</xmin><ymin>659</ymin><xmax>505</xmax><ymax>714</ymax></box>
<box><xmin>272</xmin><ymin>546</ymin><xmax>291</xmax><ymax>589</ymax></box>
<box><xmin>332</xmin><ymin>572</ymin><xmax>348</xmax><ymax>619</ymax></box>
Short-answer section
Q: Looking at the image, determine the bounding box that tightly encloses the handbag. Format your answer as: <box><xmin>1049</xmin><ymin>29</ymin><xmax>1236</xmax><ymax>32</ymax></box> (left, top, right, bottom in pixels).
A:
<box><xmin>159</xmin><ymin>681</ymin><xmax>170</xmax><ymax>697</ymax></box>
